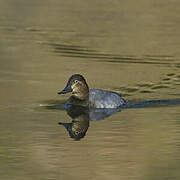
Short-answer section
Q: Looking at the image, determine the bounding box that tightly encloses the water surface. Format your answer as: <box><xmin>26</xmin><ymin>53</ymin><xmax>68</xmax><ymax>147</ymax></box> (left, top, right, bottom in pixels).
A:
<box><xmin>0</xmin><ymin>0</ymin><xmax>180</xmax><ymax>180</ymax></box>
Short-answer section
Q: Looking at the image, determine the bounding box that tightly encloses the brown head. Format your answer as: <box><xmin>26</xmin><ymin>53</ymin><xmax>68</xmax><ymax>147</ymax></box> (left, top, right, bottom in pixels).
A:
<box><xmin>58</xmin><ymin>74</ymin><xmax>89</xmax><ymax>100</ymax></box>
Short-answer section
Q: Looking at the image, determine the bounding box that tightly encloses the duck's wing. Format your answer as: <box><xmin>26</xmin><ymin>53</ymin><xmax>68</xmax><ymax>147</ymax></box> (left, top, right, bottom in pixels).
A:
<box><xmin>89</xmin><ymin>89</ymin><xmax>125</xmax><ymax>108</ymax></box>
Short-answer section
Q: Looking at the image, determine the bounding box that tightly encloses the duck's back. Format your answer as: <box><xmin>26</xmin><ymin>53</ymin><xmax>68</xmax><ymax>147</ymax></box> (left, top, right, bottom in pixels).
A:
<box><xmin>89</xmin><ymin>89</ymin><xmax>126</xmax><ymax>108</ymax></box>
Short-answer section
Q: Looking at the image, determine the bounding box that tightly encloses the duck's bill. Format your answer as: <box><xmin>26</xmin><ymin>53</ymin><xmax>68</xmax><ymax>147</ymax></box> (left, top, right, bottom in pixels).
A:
<box><xmin>57</xmin><ymin>86</ymin><xmax>72</xmax><ymax>94</ymax></box>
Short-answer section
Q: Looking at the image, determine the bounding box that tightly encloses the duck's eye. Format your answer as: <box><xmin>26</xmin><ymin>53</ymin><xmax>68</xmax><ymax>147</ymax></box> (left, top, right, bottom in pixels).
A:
<box><xmin>74</xmin><ymin>80</ymin><xmax>79</xmax><ymax>84</ymax></box>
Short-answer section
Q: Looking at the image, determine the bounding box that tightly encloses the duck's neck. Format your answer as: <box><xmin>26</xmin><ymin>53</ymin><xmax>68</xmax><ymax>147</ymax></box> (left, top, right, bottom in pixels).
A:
<box><xmin>73</xmin><ymin>89</ymin><xmax>89</xmax><ymax>100</ymax></box>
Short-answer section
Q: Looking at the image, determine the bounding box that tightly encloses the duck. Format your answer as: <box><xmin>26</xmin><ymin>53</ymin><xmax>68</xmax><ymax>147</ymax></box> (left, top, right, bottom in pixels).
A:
<box><xmin>57</xmin><ymin>74</ymin><xmax>126</xmax><ymax>108</ymax></box>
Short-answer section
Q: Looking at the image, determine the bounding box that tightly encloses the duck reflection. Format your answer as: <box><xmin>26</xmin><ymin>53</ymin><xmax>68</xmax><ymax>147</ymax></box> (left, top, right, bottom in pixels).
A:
<box><xmin>58</xmin><ymin>105</ymin><xmax>120</xmax><ymax>140</ymax></box>
<box><xmin>46</xmin><ymin>98</ymin><xmax>180</xmax><ymax>140</ymax></box>
<box><xmin>59</xmin><ymin>106</ymin><xmax>89</xmax><ymax>140</ymax></box>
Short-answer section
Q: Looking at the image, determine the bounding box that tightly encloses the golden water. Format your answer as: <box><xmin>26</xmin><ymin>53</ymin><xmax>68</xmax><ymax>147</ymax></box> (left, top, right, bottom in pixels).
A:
<box><xmin>0</xmin><ymin>0</ymin><xmax>180</xmax><ymax>179</ymax></box>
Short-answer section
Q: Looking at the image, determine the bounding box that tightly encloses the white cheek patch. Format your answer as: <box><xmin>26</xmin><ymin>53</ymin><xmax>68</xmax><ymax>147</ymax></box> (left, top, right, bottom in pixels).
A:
<box><xmin>72</xmin><ymin>82</ymin><xmax>81</xmax><ymax>91</ymax></box>
<box><xmin>71</xmin><ymin>83</ymin><xmax>79</xmax><ymax>95</ymax></box>
<box><xmin>71</xmin><ymin>83</ymin><xmax>76</xmax><ymax>89</ymax></box>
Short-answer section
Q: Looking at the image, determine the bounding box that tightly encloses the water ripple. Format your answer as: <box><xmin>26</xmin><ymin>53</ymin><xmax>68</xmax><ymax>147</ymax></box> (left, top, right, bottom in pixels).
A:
<box><xmin>45</xmin><ymin>42</ymin><xmax>179</xmax><ymax>66</ymax></box>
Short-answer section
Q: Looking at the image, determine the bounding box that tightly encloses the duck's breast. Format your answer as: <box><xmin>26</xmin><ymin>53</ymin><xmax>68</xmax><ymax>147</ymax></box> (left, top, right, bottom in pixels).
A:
<box><xmin>89</xmin><ymin>89</ymin><xmax>125</xmax><ymax>108</ymax></box>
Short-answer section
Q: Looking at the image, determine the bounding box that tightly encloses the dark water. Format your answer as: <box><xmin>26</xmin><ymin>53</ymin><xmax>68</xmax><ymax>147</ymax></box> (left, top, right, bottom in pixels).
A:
<box><xmin>1</xmin><ymin>0</ymin><xmax>180</xmax><ymax>179</ymax></box>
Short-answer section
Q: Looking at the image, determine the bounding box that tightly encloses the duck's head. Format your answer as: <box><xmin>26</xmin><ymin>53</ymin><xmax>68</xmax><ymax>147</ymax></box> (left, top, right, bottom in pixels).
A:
<box><xmin>58</xmin><ymin>74</ymin><xmax>89</xmax><ymax>100</ymax></box>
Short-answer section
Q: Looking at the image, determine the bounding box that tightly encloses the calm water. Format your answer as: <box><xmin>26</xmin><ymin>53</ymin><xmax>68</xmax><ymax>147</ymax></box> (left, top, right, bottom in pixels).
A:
<box><xmin>1</xmin><ymin>0</ymin><xmax>180</xmax><ymax>179</ymax></box>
